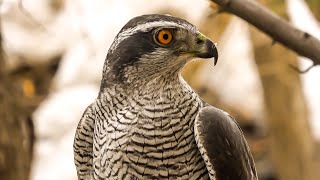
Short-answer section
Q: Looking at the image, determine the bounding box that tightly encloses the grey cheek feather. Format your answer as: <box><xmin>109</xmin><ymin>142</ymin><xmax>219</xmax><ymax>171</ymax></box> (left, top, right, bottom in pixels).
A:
<box><xmin>174</xmin><ymin>29</ymin><xmax>195</xmax><ymax>52</ymax></box>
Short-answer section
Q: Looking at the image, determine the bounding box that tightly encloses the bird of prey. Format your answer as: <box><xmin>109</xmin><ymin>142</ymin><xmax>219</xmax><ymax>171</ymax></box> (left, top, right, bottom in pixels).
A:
<box><xmin>74</xmin><ymin>14</ymin><xmax>258</xmax><ymax>180</ymax></box>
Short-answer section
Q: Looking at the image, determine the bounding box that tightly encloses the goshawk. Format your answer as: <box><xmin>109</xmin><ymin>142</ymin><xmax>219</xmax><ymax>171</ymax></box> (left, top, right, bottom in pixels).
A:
<box><xmin>74</xmin><ymin>14</ymin><xmax>258</xmax><ymax>180</ymax></box>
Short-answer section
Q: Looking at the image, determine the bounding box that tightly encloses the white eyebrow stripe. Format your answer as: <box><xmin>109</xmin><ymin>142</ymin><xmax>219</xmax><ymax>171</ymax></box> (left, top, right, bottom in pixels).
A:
<box><xmin>109</xmin><ymin>21</ymin><xmax>193</xmax><ymax>52</ymax></box>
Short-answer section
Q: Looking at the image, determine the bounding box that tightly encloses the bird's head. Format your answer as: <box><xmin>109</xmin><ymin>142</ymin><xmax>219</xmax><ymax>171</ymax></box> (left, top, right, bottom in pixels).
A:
<box><xmin>101</xmin><ymin>14</ymin><xmax>218</xmax><ymax>88</ymax></box>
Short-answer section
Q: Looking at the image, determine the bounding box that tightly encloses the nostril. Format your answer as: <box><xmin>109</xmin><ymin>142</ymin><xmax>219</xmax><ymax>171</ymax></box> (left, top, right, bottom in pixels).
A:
<box><xmin>196</xmin><ymin>39</ymin><xmax>204</xmax><ymax>44</ymax></box>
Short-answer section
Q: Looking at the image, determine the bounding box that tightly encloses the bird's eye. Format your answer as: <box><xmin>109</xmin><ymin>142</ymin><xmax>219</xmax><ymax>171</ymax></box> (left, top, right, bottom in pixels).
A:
<box><xmin>155</xmin><ymin>29</ymin><xmax>173</xmax><ymax>45</ymax></box>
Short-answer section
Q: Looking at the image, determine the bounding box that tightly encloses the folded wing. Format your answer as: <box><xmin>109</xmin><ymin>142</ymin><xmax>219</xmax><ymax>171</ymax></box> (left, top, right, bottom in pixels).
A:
<box><xmin>195</xmin><ymin>106</ymin><xmax>258</xmax><ymax>180</ymax></box>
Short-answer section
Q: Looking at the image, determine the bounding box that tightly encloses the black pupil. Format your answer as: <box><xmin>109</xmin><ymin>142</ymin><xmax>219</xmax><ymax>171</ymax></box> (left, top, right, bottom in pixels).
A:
<box><xmin>163</xmin><ymin>33</ymin><xmax>169</xmax><ymax>40</ymax></box>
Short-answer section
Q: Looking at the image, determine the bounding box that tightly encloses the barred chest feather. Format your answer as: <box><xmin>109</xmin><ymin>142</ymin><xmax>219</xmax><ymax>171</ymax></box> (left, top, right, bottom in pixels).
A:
<box><xmin>92</xmin><ymin>78</ymin><xmax>209</xmax><ymax>179</ymax></box>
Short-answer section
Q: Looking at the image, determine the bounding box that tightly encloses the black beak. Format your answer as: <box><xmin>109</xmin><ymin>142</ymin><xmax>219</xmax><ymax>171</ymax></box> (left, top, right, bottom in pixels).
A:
<box><xmin>195</xmin><ymin>39</ymin><xmax>218</xmax><ymax>65</ymax></box>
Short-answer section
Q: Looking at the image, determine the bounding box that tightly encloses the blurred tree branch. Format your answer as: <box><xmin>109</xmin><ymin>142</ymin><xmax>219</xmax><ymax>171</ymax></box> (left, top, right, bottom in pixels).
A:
<box><xmin>210</xmin><ymin>0</ymin><xmax>320</xmax><ymax>67</ymax></box>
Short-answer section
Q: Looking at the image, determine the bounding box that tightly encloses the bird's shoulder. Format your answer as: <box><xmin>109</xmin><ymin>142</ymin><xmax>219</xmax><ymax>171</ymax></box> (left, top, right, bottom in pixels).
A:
<box><xmin>75</xmin><ymin>103</ymin><xmax>95</xmax><ymax>136</ymax></box>
<box><xmin>195</xmin><ymin>105</ymin><xmax>258</xmax><ymax>180</ymax></box>
<box><xmin>74</xmin><ymin>103</ymin><xmax>95</xmax><ymax>180</ymax></box>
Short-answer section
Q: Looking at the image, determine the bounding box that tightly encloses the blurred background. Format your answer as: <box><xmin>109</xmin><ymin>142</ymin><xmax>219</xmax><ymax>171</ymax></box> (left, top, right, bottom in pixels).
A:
<box><xmin>0</xmin><ymin>0</ymin><xmax>319</xmax><ymax>180</ymax></box>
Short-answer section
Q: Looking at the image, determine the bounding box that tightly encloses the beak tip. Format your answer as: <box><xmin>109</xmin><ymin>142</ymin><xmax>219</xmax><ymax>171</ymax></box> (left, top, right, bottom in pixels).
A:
<box><xmin>213</xmin><ymin>47</ymin><xmax>218</xmax><ymax>66</ymax></box>
<box><xmin>211</xmin><ymin>41</ymin><xmax>218</xmax><ymax>65</ymax></box>
<box><xmin>208</xmin><ymin>40</ymin><xmax>218</xmax><ymax>66</ymax></box>
<box><xmin>214</xmin><ymin>57</ymin><xmax>218</xmax><ymax>66</ymax></box>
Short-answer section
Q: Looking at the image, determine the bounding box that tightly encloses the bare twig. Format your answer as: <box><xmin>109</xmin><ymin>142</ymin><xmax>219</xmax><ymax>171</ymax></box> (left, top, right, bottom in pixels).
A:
<box><xmin>207</xmin><ymin>9</ymin><xmax>222</xmax><ymax>18</ymax></box>
<box><xmin>289</xmin><ymin>63</ymin><xmax>316</xmax><ymax>73</ymax></box>
<box><xmin>208</xmin><ymin>4</ymin><xmax>225</xmax><ymax>18</ymax></box>
<box><xmin>210</xmin><ymin>0</ymin><xmax>320</xmax><ymax>66</ymax></box>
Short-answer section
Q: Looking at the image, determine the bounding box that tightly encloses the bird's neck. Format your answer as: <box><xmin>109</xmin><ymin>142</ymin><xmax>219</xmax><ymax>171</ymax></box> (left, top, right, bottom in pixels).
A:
<box><xmin>99</xmin><ymin>72</ymin><xmax>198</xmax><ymax>105</ymax></box>
<box><xmin>100</xmin><ymin>54</ymin><xmax>192</xmax><ymax>93</ymax></box>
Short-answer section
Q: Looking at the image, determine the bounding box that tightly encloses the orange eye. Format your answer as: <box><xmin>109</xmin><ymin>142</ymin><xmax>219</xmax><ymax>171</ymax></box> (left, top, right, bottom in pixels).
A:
<box><xmin>156</xmin><ymin>29</ymin><xmax>173</xmax><ymax>45</ymax></box>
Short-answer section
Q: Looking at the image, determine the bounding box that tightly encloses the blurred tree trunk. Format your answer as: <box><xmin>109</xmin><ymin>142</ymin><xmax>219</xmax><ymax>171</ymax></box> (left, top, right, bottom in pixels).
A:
<box><xmin>251</xmin><ymin>26</ymin><xmax>315</xmax><ymax>180</ymax></box>
<box><xmin>0</xmin><ymin>21</ymin><xmax>33</xmax><ymax>180</ymax></box>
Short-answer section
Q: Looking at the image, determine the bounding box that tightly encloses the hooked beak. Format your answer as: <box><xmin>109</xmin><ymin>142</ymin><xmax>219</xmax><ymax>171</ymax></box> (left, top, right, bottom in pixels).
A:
<box><xmin>195</xmin><ymin>38</ymin><xmax>219</xmax><ymax>66</ymax></box>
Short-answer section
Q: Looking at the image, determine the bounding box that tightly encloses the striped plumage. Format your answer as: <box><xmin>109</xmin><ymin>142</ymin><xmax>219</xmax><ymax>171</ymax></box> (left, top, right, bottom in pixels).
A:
<box><xmin>74</xmin><ymin>14</ymin><xmax>258</xmax><ymax>180</ymax></box>
<box><xmin>74</xmin><ymin>104</ymin><xmax>95</xmax><ymax>179</ymax></box>
<box><xmin>94</xmin><ymin>77</ymin><xmax>208</xmax><ymax>179</ymax></box>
